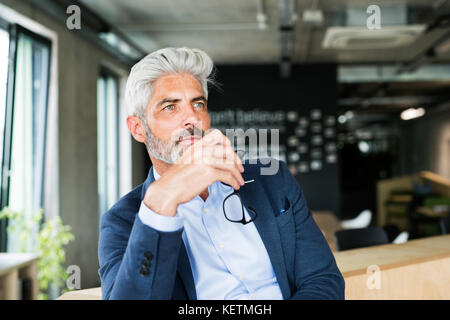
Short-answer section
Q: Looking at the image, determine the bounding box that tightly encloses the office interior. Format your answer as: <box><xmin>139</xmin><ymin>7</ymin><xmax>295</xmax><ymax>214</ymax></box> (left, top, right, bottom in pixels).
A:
<box><xmin>0</xmin><ymin>0</ymin><xmax>449</xmax><ymax>300</ymax></box>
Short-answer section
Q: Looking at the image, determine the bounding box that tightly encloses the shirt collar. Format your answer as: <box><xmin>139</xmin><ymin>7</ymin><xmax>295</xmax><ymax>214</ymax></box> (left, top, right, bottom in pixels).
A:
<box><xmin>218</xmin><ymin>182</ymin><xmax>234</xmax><ymax>193</ymax></box>
<box><xmin>152</xmin><ymin>166</ymin><xmax>161</xmax><ymax>181</ymax></box>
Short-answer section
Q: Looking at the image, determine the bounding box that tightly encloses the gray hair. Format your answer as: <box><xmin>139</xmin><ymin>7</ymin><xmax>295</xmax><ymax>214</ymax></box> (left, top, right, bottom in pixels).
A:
<box><xmin>125</xmin><ymin>47</ymin><xmax>215</xmax><ymax>118</ymax></box>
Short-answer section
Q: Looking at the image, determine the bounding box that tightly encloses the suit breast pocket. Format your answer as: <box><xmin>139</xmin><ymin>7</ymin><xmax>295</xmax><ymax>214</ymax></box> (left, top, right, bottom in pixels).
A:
<box><xmin>276</xmin><ymin>207</ymin><xmax>294</xmax><ymax>227</ymax></box>
<box><xmin>276</xmin><ymin>196</ymin><xmax>294</xmax><ymax>227</ymax></box>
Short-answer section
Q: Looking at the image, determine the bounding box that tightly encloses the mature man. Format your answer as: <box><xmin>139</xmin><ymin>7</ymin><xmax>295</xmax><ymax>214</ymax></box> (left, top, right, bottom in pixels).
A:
<box><xmin>98</xmin><ymin>47</ymin><xmax>345</xmax><ymax>300</ymax></box>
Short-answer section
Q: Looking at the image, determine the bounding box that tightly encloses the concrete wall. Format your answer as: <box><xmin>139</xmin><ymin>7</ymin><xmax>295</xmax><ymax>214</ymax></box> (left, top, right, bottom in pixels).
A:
<box><xmin>2</xmin><ymin>0</ymin><xmax>148</xmax><ymax>289</ymax></box>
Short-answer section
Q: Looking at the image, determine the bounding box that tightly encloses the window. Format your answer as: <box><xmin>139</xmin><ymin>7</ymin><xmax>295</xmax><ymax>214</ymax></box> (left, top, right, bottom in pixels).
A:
<box><xmin>0</xmin><ymin>24</ymin><xmax>51</xmax><ymax>252</ymax></box>
<box><xmin>97</xmin><ymin>70</ymin><xmax>120</xmax><ymax>217</ymax></box>
<box><xmin>0</xmin><ymin>25</ymin><xmax>9</xmax><ymax>176</ymax></box>
<box><xmin>0</xmin><ymin>21</ymin><xmax>9</xmax><ymax>251</ymax></box>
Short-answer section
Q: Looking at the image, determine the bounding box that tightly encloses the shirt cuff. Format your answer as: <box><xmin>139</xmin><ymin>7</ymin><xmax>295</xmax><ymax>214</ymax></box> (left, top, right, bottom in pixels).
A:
<box><xmin>138</xmin><ymin>201</ymin><xmax>184</xmax><ymax>232</ymax></box>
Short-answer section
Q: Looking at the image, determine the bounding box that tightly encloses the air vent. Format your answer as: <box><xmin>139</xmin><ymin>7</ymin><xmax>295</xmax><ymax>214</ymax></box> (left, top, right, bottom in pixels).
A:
<box><xmin>322</xmin><ymin>25</ymin><xmax>426</xmax><ymax>50</ymax></box>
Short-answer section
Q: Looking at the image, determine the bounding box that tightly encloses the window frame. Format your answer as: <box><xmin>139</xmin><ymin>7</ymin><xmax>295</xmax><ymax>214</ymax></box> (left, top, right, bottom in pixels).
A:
<box><xmin>0</xmin><ymin>23</ymin><xmax>52</xmax><ymax>252</ymax></box>
<box><xmin>97</xmin><ymin>67</ymin><xmax>120</xmax><ymax>218</ymax></box>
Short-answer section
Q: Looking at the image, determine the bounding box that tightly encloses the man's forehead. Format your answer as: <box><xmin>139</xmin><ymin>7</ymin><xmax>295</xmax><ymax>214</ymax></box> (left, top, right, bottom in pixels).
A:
<box><xmin>152</xmin><ymin>73</ymin><xmax>203</xmax><ymax>92</ymax></box>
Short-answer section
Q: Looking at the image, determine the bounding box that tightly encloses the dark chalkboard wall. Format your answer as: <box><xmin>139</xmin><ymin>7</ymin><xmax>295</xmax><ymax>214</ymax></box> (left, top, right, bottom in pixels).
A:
<box><xmin>208</xmin><ymin>64</ymin><xmax>341</xmax><ymax>218</ymax></box>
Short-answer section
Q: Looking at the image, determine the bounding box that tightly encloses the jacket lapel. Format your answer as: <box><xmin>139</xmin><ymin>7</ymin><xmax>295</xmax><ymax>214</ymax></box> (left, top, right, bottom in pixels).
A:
<box><xmin>239</xmin><ymin>172</ymin><xmax>292</xmax><ymax>299</ymax></box>
<box><xmin>140</xmin><ymin>167</ymin><xmax>197</xmax><ymax>300</ymax></box>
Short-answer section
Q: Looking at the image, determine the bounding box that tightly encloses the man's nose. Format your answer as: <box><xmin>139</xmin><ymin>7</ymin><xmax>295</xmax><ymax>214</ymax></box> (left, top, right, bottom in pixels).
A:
<box><xmin>182</xmin><ymin>104</ymin><xmax>201</xmax><ymax>128</ymax></box>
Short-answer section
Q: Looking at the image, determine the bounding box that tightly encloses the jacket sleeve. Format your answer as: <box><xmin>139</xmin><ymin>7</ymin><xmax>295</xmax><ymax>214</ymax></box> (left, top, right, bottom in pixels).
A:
<box><xmin>279</xmin><ymin>161</ymin><xmax>346</xmax><ymax>300</ymax></box>
<box><xmin>98</xmin><ymin>203</ymin><xmax>184</xmax><ymax>300</ymax></box>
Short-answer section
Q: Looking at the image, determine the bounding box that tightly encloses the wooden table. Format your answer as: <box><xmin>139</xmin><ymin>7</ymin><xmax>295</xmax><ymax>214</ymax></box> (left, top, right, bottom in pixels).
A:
<box><xmin>312</xmin><ymin>211</ymin><xmax>342</xmax><ymax>252</ymax></box>
<box><xmin>0</xmin><ymin>253</ymin><xmax>39</xmax><ymax>300</ymax></box>
<box><xmin>57</xmin><ymin>287</ymin><xmax>101</xmax><ymax>300</ymax></box>
<box><xmin>334</xmin><ymin>234</ymin><xmax>450</xmax><ymax>299</ymax></box>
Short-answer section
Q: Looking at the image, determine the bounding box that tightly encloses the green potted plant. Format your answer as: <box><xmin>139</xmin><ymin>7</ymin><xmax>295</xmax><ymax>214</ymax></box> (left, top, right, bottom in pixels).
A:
<box><xmin>0</xmin><ymin>207</ymin><xmax>74</xmax><ymax>299</ymax></box>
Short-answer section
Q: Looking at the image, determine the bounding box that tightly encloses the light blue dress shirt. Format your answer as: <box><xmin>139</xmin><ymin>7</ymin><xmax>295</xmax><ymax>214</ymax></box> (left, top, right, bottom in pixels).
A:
<box><xmin>138</xmin><ymin>168</ymin><xmax>283</xmax><ymax>300</ymax></box>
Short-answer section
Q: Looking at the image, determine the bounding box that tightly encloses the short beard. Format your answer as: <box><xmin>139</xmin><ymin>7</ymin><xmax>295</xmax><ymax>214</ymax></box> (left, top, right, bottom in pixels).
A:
<box><xmin>140</xmin><ymin>119</ymin><xmax>204</xmax><ymax>164</ymax></box>
<box><xmin>141</xmin><ymin>121</ymin><xmax>180</xmax><ymax>164</ymax></box>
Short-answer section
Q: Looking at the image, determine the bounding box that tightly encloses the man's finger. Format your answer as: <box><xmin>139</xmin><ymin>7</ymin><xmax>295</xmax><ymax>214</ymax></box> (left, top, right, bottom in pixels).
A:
<box><xmin>209</xmin><ymin>167</ymin><xmax>242</xmax><ymax>190</ymax></box>
<box><xmin>205</xmin><ymin>144</ymin><xmax>244</xmax><ymax>172</ymax></box>
<box><xmin>202</xmin><ymin>129</ymin><xmax>231</xmax><ymax>147</ymax></box>
<box><xmin>207</xmin><ymin>159</ymin><xmax>245</xmax><ymax>186</ymax></box>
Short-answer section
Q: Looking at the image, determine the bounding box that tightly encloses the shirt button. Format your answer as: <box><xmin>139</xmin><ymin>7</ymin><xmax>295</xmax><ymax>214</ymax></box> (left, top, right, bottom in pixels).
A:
<box><xmin>250</xmin><ymin>293</ymin><xmax>256</xmax><ymax>298</ymax></box>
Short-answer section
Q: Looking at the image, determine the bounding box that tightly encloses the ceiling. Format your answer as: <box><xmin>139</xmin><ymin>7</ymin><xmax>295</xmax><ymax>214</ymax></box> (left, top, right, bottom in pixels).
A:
<box><xmin>78</xmin><ymin>0</ymin><xmax>450</xmax><ymax>64</ymax></box>
<box><xmin>72</xmin><ymin>0</ymin><xmax>450</xmax><ymax>125</ymax></box>
<box><xmin>339</xmin><ymin>80</ymin><xmax>450</xmax><ymax>113</ymax></box>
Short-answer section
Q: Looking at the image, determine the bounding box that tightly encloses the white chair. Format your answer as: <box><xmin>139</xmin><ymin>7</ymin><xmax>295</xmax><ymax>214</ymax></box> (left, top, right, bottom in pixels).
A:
<box><xmin>340</xmin><ymin>209</ymin><xmax>372</xmax><ymax>229</ymax></box>
<box><xmin>392</xmin><ymin>231</ymin><xmax>409</xmax><ymax>244</ymax></box>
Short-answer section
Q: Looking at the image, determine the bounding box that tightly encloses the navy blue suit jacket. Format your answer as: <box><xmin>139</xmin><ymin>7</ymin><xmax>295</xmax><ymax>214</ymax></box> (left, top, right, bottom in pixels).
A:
<box><xmin>98</xmin><ymin>159</ymin><xmax>345</xmax><ymax>300</ymax></box>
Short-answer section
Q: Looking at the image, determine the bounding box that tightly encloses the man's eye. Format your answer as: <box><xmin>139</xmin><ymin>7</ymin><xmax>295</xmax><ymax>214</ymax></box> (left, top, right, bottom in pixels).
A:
<box><xmin>163</xmin><ymin>105</ymin><xmax>175</xmax><ymax>111</ymax></box>
<box><xmin>193</xmin><ymin>102</ymin><xmax>205</xmax><ymax>109</ymax></box>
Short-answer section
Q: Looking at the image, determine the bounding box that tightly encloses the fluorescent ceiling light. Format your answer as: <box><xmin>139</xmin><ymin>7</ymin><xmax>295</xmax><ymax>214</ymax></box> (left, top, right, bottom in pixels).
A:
<box><xmin>400</xmin><ymin>107</ymin><xmax>425</xmax><ymax>120</ymax></box>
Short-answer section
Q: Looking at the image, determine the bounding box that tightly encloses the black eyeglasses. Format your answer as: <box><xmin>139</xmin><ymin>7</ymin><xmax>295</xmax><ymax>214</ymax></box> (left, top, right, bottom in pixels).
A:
<box><xmin>222</xmin><ymin>180</ymin><xmax>258</xmax><ymax>225</ymax></box>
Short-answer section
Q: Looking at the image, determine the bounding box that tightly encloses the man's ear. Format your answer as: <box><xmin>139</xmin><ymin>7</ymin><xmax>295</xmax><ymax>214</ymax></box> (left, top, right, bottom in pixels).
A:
<box><xmin>126</xmin><ymin>116</ymin><xmax>146</xmax><ymax>143</ymax></box>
